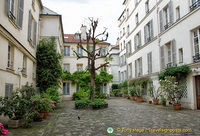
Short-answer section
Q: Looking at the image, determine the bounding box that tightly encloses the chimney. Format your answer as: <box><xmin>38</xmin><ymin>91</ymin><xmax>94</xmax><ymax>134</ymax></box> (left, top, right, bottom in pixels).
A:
<box><xmin>80</xmin><ymin>25</ymin><xmax>87</xmax><ymax>40</ymax></box>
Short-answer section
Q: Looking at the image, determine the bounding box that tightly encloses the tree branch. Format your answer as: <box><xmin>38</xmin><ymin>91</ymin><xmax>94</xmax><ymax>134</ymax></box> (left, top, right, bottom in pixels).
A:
<box><xmin>96</xmin><ymin>52</ymin><xmax>109</xmax><ymax>60</ymax></box>
<box><xmin>73</xmin><ymin>50</ymin><xmax>89</xmax><ymax>60</ymax></box>
<box><xmin>95</xmin><ymin>62</ymin><xmax>109</xmax><ymax>71</ymax></box>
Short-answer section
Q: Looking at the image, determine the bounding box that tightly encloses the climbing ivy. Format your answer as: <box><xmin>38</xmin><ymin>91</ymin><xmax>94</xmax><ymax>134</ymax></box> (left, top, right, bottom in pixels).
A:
<box><xmin>158</xmin><ymin>65</ymin><xmax>192</xmax><ymax>80</ymax></box>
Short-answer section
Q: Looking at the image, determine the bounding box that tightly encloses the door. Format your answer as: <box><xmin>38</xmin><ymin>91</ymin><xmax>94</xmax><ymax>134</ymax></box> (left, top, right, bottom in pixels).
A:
<box><xmin>195</xmin><ymin>76</ymin><xmax>200</xmax><ymax>109</ymax></box>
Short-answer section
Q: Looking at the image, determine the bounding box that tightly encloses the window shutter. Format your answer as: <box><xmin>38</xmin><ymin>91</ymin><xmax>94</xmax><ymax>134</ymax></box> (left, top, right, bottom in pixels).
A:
<box><xmin>63</xmin><ymin>83</ymin><xmax>66</xmax><ymax>94</ymax></box>
<box><xmin>139</xmin><ymin>31</ymin><xmax>141</xmax><ymax>46</ymax></box>
<box><xmin>134</xmin><ymin>35</ymin><xmax>137</xmax><ymax>50</ymax></box>
<box><xmin>150</xmin><ymin>20</ymin><xmax>154</xmax><ymax>39</ymax></box>
<box><xmin>33</xmin><ymin>21</ymin><xmax>37</xmax><ymax>47</ymax></box>
<box><xmin>168</xmin><ymin>0</ymin><xmax>174</xmax><ymax>25</ymax></box>
<box><xmin>130</xmin><ymin>63</ymin><xmax>132</xmax><ymax>77</ymax></box>
<box><xmin>129</xmin><ymin>41</ymin><xmax>132</xmax><ymax>54</ymax></box>
<box><xmin>5</xmin><ymin>0</ymin><xmax>10</xmax><ymax>16</ymax></box>
<box><xmin>67</xmin><ymin>83</ymin><xmax>70</xmax><ymax>95</ymax></box>
<box><xmin>144</xmin><ymin>25</ymin><xmax>147</xmax><ymax>43</ymax></box>
<box><xmin>172</xmin><ymin>39</ymin><xmax>177</xmax><ymax>66</ymax></box>
<box><xmin>28</xmin><ymin>10</ymin><xmax>32</xmax><ymax>42</ymax></box>
<box><xmin>148</xmin><ymin>52</ymin><xmax>152</xmax><ymax>74</ymax></box>
<box><xmin>135</xmin><ymin>60</ymin><xmax>137</xmax><ymax>77</ymax></box>
<box><xmin>159</xmin><ymin>10</ymin><xmax>163</xmax><ymax>32</ymax></box>
<box><xmin>17</xmin><ymin>0</ymin><xmax>24</xmax><ymax>29</ymax></box>
<box><xmin>10</xmin><ymin>84</ymin><xmax>13</xmax><ymax>97</ymax></box>
<box><xmin>5</xmin><ymin>83</ymin><xmax>9</xmax><ymax>97</ymax></box>
<box><xmin>140</xmin><ymin>58</ymin><xmax>143</xmax><ymax>76</ymax></box>
<box><xmin>160</xmin><ymin>46</ymin><xmax>165</xmax><ymax>69</ymax></box>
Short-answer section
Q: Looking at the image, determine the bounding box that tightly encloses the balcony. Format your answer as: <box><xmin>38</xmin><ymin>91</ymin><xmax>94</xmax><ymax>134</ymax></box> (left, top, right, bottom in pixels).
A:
<box><xmin>193</xmin><ymin>54</ymin><xmax>200</xmax><ymax>63</ymax></box>
<box><xmin>164</xmin><ymin>22</ymin><xmax>171</xmax><ymax>30</ymax></box>
<box><xmin>190</xmin><ymin>0</ymin><xmax>200</xmax><ymax>11</ymax></box>
<box><xmin>167</xmin><ymin>62</ymin><xmax>177</xmax><ymax>68</ymax></box>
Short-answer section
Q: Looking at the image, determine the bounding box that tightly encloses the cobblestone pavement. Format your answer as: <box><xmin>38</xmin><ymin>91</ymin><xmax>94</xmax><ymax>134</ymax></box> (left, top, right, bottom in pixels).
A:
<box><xmin>7</xmin><ymin>97</ymin><xmax>200</xmax><ymax>136</ymax></box>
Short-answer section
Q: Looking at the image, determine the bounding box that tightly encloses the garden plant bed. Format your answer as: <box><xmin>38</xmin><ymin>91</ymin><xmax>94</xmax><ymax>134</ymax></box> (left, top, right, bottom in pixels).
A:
<box><xmin>75</xmin><ymin>99</ymin><xmax>108</xmax><ymax>110</ymax></box>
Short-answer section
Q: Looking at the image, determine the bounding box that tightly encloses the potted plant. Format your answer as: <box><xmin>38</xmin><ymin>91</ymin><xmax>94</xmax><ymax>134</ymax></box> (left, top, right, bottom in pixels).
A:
<box><xmin>129</xmin><ymin>86</ymin><xmax>136</xmax><ymax>101</ymax></box>
<box><xmin>160</xmin><ymin>76</ymin><xmax>184</xmax><ymax>110</ymax></box>
<box><xmin>135</xmin><ymin>85</ymin><xmax>143</xmax><ymax>102</ymax></box>
<box><xmin>122</xmin><ymin>89</ymin><xmax>128</xmax><ymax>98</ymax></box>
<box><xmin>161</xmin><ymin>97</ymin><xmax>166</xmax><ymax>106</ymax></box>
<box><xmin>0</xmin><ymin>85</ymin><xmax>38</xmax><ymax>128</ymax></box>
<box><xmin>146</xmin><ymin>96</ymin><xmax>152</xmax><ymax>104</ymax></box>
<box><xmin>148</xmin><ymin>86</ymin><xmax>162</xmax><ymax>105</ymax></box>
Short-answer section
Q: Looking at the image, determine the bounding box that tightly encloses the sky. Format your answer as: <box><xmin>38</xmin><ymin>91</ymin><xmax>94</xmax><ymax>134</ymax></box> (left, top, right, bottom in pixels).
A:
<box><xmin>42</xmin><ymin>0</ymin><xmax>124</xmax><ymax>45</ymax></box>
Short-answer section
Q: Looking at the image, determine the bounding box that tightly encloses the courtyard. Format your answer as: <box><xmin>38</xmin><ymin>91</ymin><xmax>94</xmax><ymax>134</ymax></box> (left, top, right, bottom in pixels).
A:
<box><xmin>7</xmin><ymin>97</ymin><xmax>200</xmax><ymax>136</ymax></box>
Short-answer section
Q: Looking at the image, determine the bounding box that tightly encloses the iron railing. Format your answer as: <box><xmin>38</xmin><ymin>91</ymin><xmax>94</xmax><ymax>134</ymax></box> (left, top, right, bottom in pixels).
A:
<box><xmin>193</xmin><ymin>54</ymin><xmax>200</xmax><ymax>63</ymax></box>
<box><xmin>190</xmin><ymin>0</ymin><xmax>200</xmax><ymax>11</ymax></box>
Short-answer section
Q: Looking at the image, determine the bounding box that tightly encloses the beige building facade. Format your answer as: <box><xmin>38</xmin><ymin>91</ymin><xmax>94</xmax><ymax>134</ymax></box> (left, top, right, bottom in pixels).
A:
<box><xmin>63</xmin><ymin>33</ymin><xmax>110</xmax><ymax>98</ymax></box>
<box><xmin>0</xmin><ymin>0</ymin><xmax>42</xmax><ymax>97</ymax></box>
<box><xmin>118</xmin><ymin>0</ymin><xmax>200</xmax><ymax>109</ymax></box>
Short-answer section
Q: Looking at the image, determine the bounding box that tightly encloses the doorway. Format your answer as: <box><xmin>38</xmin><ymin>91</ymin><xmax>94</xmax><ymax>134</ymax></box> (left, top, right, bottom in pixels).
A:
<box><xmin>195</xmin><ymin>76</ymin><xmax>200</xmax><ymax>109</ymax></box>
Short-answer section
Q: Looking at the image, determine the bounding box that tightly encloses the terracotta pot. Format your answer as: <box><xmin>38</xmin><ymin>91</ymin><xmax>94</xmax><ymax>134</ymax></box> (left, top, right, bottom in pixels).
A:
<box><xmin>153</xmin><ymin>99</ymin><xmax>159</xmax><ymax>105</ymax></box>
<box><xmin>148</xmin><ymin>100</ymin><xmax>152</xmax><ymax>104</ymax></box>
<box><xmin>37</xmin><ymin>112</ymin><xmax>45</xmax><ymax>120</ymax></box>
<box><xmin>173</xmin><ymin>103</ymin><xmax>181</xmax><ymax>110</ymax></box>
<box><xmin>130</xmin><ymin>96</ymin><xmax>135</xmax><ymax>101</ymax></box>
<box><xmin>162</xmin><ymin>102</ymin><xmax>166</xmax><ymax>106</ymax></box>
<box><xmin>137</xmin><ymin>97</ymin><xmax>143</xmax><ymax>102</ymax></box>
<box><xmin>43</xmin><ymin>111</ymin><xmax>49</xmax><ymax>119</ymax></box>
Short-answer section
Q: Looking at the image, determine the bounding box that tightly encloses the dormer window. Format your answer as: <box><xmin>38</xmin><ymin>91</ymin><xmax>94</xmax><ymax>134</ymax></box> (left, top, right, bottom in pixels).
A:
<box><xmin>74</xmin><ymin>34</ymin><xmax>80</xmax><ymax>40</ymax></box>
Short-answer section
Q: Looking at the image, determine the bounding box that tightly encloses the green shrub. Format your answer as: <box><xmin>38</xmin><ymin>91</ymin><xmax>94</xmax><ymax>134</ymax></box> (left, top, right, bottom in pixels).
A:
<box><xmin>72</xmin><ymin>89</ymin><xmax>89</xmax><ymax>100</ymax></box>
<box><xmin>112</xmin><ymin>89</ymin><xmax>120</xmax><ymax>96</ymax></box>
<box><xmin>44</xmin><ymin>86</ymin><xmax>61</xmax><ymax>103</ymax></box>
<box><xmin>111</xmin><ymin>84</ymin><xmax>118</xmax><ymax>89</ymax></box>
<box><xmin>122</xmin><ymin>89</ymin><xmax>128</xmax><ymax>95</ymax></box>
<box><xmin>89</xmin><ymin>99</ymin><xmax>107</xmax><ymax>108</ymax></box>
<box><xmin>95</xmin><ymin>93</ymin><xmax>107</xmax><ymax>99</ymax></box>
<box><xmin>75</xmin><ymin>99</ymin><xmax>90</xmax><ymax>108</ymax></box>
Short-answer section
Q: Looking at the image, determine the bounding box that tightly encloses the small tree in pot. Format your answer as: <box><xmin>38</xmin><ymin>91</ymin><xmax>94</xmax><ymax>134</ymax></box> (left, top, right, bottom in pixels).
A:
<box><xmin>160</xmin><ymin>76</ymin><xmax>184</xmax><ymax>110</ymax></box>
<box><xmin>128</xmin><ymin>86</ymin><xmax>136</xmax><ymax>101</ymax></box>
<box><xmin>148</xmin><ymin>86</ymin><xmax>162</xmax><ymax>105</ymax></box>
<box><xmin>135</xmin><ymin>85</ymin><xmax>143</xmax><ymax>102</ymax></box>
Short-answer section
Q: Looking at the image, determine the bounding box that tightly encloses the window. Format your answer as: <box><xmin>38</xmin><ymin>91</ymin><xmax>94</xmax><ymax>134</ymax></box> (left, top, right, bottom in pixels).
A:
<box><xmin>76</xmin><ymin>83</ymin><xmax>79</xmax><ymax>92</ymax></box>
<box><xmin>193</xmin><ymin>29</ymin><xmax>200</xmax><ymax>62</ymax></box>
<box><xmin>128</xmin><ymin>63</ymin><xmax>132</xmax><ymax>79</ymax></box>
<box><xmin>123</xmin><ymin>41</ymin><xmax>125</xmax><ymax>49</ymax></box>
<box><xmin>144</xmin><ymin>20</ymin><xmax>153</xmax><ymax>43</ymax></box>
<box><xmin>28</xmin><ymin>10</ymin><xmax>37</xmax><ymax>47</ymax></box>
<box><xmin>6</xmin><ymin>0</ymin><xmax>24</xmax><ymax>28</ymax></box>
<box><xmin>135</xmin><ymin>13</ymin><xmax>139</xmax><ymax>25</ymax></box>
<box><xmin>123</xmin><ymin>27</ymin><xmax>125</xmax><ymax>35</ymax></box>
<box><xmin>160</xmin><ymin>46</ymin><xmax>165</xmax><ymax>70</ymax></box>
<box><xmin>22</xmin><ymin>55</ymin><xmax>27</xmax><ymax>74</ymax></box>
<box><xmin>145</xmin><ymin>0</ymin><xmax>150</xmax><ymax>14</ymax></box>
<box><xmin>5</xmin><ymin>83</ymin><xmax>13</xmax><ymax>97</ymax></box>
<box><xmin>166</xmin><ymin>40</ymin><xmax>176</xmax><ymax>67</ymax></box>
<box><xmin>127</xmin><ymin>8</ymin><xmax>129</xmax><ymax>18</ymax></box>
<box><xmin>101</xmin><ymin>47</ymin><xmax>106</xmax><ymax>56</ymax></box>
<box><xmin>127</xmin><ymin>25</ymin><xmax>130</xmax><ymax>36</ymax></box>
<box><xmin>7</xmin><ymin>45</ymin><xmax>14</xmax><ymax>69</ymax></box>
<box><xmin>64</xmin><ymin>46</ymin><xmax>70</xmax><ymax>56</ymax></box>
<box><xmin>63</xmin><ymin>83</ymin><xmax>70</xmax><ymax>95</ymax></box>
<box><xmin>126</xmin><ymin>40</ymin><xmax>132</xmax><ymax>56</ymax></box>
<box><xmin>160</xmin><ymin>1</ymin><xmax>174</xmax><ymax>31</ymax></box>
<box><xmin>176</xmin><ymin>6</ymin><xmax>180</xmax><ymax>20</ymax></box>
<box><xmin>118</xmin><ymin>71</ymin><xmax>121</xmax><ymax>82</ymax></box>
<box><xmin>147</xmin><ymin>52</ymin><xmax>152</xmax><ymax>74</ymax></box>
<box><xmin>103</xmin><ymin>83</ymin><xmax>107</xmax><ymax>94</ymax></box>
<box><xmin>77</xmin><ymin>46</ymin><xmax>83</xmax><ymax>56</ymax></box>
<box><xmin>134</xmin><ymin>31</ymin><xmax>141</xmax><ymax>50</ymax></box>
<box><xmin>64</xmin><ymin>64</ymin><xmax>70</xmax><ymax>72</ymax></box>
<box><xmin>135</xmin><ymin>0</ymin><xmax>139</xmax><ymax>6</ymax></box>
<box><xmin>179</xmin><ymin>48</ymin><xmax>183</xmax><ymax>63</ymax></box>
<box><xmin>135</xmin><ymin>57</ymin><xmax>142</xmax><ymax>77</ymax></box>
<box><xmin>77</xmin><ymin>64</ymin><xmax>83</xmax><ymax>71</ymax></box>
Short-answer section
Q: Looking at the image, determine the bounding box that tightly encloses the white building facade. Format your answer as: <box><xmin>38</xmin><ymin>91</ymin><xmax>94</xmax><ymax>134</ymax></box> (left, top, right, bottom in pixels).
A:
<box><xmin>118</xmin><ymin>0</ymin><xmax>200</xmax><ymax>109</ymax></box>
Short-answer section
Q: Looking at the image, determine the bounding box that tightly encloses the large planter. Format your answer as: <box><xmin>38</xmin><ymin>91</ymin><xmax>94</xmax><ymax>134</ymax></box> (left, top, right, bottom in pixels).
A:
<box><xmin>8</xmin><ymin>119</ymin><xmax>25</xmax><ymax>128</ymax></box>
<box><xmin>37</xmin><ymin>111</ymin><xmax>45</xmax><ymax>120</ymax></box>
<box><xmin>153</xmin><ymin>99</ymin><xmax>159</xmax><ymax>105</ymax></box>
<box><xmin>43</xmin><ymin>111</ymin><xmax>49</xmax><ymax>119</ymax></box>
<box><xmin>173</xmin><ymin>104</ymin><xmax>181</xmax><ymax>110</ymax></box>
<box><xmin>130</xmin><ymin>96</ymin><xmax>135</xmax><ymax>101</ymax></box>
<box><xmin>136</xmin><ymin>97</ymin><xmax>143</xmax><ymax>102</ymax></box>
<box><xmin>148</xmin><ymin>100</ymin><xmax>152</xmax><ymax>104</ymax></box>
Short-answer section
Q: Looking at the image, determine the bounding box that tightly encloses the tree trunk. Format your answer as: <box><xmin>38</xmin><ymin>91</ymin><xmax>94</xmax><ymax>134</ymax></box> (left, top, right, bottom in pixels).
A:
<box><xmin>90</xmin><ymin>60</ymin><xmax>95</xmax><ymax>101</ymax></box>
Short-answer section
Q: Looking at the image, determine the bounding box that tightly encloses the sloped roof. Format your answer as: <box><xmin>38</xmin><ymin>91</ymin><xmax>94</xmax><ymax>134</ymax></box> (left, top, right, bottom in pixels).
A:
<box><xmin>64</xmin><ymin>34</ymin><xmax>109</xmax><ymax>45</ymax></box>
<box><xmin>42</xmin><ymin>7</ymin><xmax>58</xmax><ymax>15</ymax></box>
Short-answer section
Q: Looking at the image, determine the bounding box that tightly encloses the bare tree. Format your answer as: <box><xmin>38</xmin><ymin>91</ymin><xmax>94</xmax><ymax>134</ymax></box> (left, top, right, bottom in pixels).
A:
<box><xmin>73</xmin><ymin>18</ymin><xmax>111</xmax><ymax>101</ymax></box>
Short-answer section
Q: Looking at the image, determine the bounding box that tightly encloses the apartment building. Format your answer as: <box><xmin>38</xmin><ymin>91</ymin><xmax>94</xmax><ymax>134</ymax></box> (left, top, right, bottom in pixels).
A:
<box><xmin>0</xmin><ymin>0</ymin><xmax>42</xmax><ymax>97</ymax></box>
<box><xmin>118</xmin><ymin>0</ymin><xmax>200</xmax><ymax>109</ymax></box>
<box><xmin>63</xmin><ymin>31</ymin><xmax>110</xmax><ymax>98</ymax></box>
